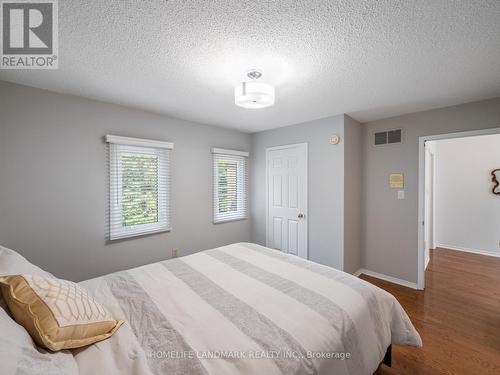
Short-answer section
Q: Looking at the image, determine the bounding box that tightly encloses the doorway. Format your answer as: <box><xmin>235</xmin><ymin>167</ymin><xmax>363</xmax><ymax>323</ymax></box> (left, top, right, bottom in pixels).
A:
<box><xmin>418</xmin><ymin>127</ymin><xmax>500</xmax><ymax>289</ymax></box>
<box><xmin>266</xmin><ymin>143</ymin><xmax>308</xmax><ymax>259</ymax></box>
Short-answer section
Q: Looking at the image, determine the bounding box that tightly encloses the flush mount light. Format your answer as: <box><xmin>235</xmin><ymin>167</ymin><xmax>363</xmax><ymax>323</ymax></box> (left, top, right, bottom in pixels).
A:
<box><xmin>235</xmin><ymin>70</ymin><xmax>275</xmax><ymax>109</ymax></box>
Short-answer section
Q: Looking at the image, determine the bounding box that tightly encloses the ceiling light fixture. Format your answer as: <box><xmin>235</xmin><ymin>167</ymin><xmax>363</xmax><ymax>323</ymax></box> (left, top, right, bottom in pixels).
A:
<box><xmin>235</xmin><ymin>70</ymin><xmax>275</xmax><ymax>109</ymax></box>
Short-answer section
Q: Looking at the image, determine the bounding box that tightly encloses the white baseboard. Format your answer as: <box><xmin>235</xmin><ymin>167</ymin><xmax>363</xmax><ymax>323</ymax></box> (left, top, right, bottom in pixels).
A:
<box><xmin>425</xmin><ymin>255</ymin><xmax>430</xmax><ymax>270</ymax></box>
<box><xmin>352</xmin><ymin>269</ymin><xmax>363</xmax><ymax>277</ymax></box>
<box><xmin>435</xmin><ymin>244</ymin><xmax>500</xmax><ymax>258</ymax></box>
<box><xmin>354</xmin><ymin>268</ymin><xmax>419</xmax><ymax>289</ymax></box>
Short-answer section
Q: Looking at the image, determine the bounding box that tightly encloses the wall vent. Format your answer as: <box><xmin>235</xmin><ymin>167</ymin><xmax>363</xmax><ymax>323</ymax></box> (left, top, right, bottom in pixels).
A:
<box><xmin>374</xmin><ymin>129</ymin><xmax>402</xmax><ymax>146</ymax></box>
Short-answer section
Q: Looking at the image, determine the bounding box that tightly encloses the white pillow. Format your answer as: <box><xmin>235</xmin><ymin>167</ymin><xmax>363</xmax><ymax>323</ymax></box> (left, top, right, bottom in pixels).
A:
<box><xmin>0</xmin><ymin>245</ymin><xmax>53</xmax><ymax>277</ymax></box>
<box><xmin>0</xmin><ymin>306</ymin><xmax>78</xmax><ymax>375</ymax></box>
<box><xmin>0</xmin><ymin>246</ymin><xmax>78</xmax><ymax>374</ymax></box>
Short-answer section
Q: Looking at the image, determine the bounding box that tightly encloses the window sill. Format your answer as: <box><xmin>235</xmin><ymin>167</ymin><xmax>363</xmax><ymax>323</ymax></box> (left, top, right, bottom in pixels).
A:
<box><xmin>110</xmin><ymin>227</ymin><xmax>172</xmax><ymax>241</ymax></box>
<box><xmin>213</xmin><ymin>217</ymin><xmax>247</xmax><ymax>224</ymax></box>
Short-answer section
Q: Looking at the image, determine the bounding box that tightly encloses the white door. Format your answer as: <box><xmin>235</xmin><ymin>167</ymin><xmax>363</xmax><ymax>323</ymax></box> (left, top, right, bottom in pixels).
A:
<box><xmin>266</xmin><ymin>143</ymin><xmax>308</xmax><ymax>258</ymax></box>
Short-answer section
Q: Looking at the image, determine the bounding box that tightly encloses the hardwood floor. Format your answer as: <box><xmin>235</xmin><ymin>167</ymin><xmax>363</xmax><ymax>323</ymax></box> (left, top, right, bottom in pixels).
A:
<box><xmin>364</xmin><ymin>248</ymin><xmax>500</xmax><ymax>375</ymax></box>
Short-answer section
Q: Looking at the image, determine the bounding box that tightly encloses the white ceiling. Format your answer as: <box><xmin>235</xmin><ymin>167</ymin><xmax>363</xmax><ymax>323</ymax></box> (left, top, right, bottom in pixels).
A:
<box><xmin>1</xmin><ymin>1</ymin><xmax>500</xmax><ymax>133</ymax></box>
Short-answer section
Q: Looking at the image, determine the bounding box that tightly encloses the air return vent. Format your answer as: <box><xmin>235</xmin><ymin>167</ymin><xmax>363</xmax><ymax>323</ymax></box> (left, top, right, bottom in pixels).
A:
<box><xmin>374</xmin><ymin>129</ymin><xmax>402</xmax><ymax>146</ymax></box>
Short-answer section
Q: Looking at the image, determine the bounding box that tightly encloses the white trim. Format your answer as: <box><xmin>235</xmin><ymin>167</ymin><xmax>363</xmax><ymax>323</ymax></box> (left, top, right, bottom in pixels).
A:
<box><xmin>110</xmin><ymin>226</ymin><xmax>172</xmax><ymax>241</ymax></box>
<box><xmin>211</xmin><ymin>148</ymin><xmax>249</xmax><ymax>157</ymax></box>
<box><xmin>425</xmin><ymin>254</ymin><xmax>430</xmax><ymax>270</ymax></box>
<box><xmin>265</xmin><ymin>142</ymin><xmax>308</xmax><ymax>259</ymax></box>
<box><xmin>265</xmin><ymin>143</ymin><xmax>308</xmax><ymax>152</ymax></box>
<box><xmin>418</xmin><ymin>126</ymin><xmax>500</xmax><ymax>290</ymax></box>
<box><xmin>435</xmin><ymin>244</ymin><xmax>500</xmax><ymax>258</ymax></box>
<box><xmin>424</xmin><ymin>146</ymin><xmax>435</xmax><ymax>271</ymax></box>
<box><xmin>355</xmin><ymin>268</ymin><xmax>419</xmax><ymax>289</ymax></box>
<box><xmin>106</xmin><ymin>135</ymin><xmax>174</xmax><ymax>150</ymax></box>
<box><xmin>352</xmin><ymin>269</ymin><xmax>363</xmax><ymax>277</ymax></box>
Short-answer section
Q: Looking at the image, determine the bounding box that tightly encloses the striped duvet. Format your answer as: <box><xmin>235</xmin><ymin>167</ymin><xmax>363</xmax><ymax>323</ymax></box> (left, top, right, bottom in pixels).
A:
<box><xmin>75</xmin><ymin>243</ymin><xmax>421</xmax><ymax>375</ymax></box>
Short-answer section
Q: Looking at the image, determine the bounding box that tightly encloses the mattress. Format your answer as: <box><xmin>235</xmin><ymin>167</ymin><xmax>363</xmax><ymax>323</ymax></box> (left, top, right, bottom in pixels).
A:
<box><xmin>75</xmin><ymin>242</ymin><xmax>421</xmax><ymax>375</ymax></box>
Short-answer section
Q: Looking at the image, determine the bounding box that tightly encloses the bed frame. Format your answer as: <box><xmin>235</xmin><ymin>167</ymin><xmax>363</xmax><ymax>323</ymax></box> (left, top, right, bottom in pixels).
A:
<box><xmin>383</xmin><ymin>345</ymin><xmax>392</xmax><ymax>367</ymax></box>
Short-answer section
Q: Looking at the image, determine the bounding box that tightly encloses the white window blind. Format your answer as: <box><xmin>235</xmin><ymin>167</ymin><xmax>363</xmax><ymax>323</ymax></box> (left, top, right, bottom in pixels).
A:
<box><xmin>106</xmin><ymin>135</ymin><xmax>173</xmax><ymax>240</ymax></box>
<box><xmin>212</xmin><ymin>148</ymin><xmax>249</xmax><ymax>223</ymax></box>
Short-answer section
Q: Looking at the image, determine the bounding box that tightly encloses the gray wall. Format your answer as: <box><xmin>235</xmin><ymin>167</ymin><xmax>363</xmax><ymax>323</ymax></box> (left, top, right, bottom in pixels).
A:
<box><xmin>251</xmin><ymin>115</ymin><xmax>346</xmax><ymax>270</ymax></box>
<box><xmin>343</xmin><ymin>115</ymin><xmax>362</xmax><ymax>274</ymax></box>
<box><xmin>0</xmin><ymin>82</ymin><xmax>251</xmax><ymax>281</ymax></box>
<box><xmin>3</xmin><ymin>80</ymin><xmax>499</xmax><ymax>285</ymax></box>
<box><xmin>361</xmin><ymin>98</ymin><xmax>500</xmax><ymax>283</ymax></box>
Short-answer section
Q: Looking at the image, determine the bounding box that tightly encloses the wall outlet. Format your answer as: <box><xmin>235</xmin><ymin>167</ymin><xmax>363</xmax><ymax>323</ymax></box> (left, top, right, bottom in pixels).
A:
<box><xmin>171</xmin><ymin>248</ymin><xmax>178</xmax><ymax>258</ymax></box>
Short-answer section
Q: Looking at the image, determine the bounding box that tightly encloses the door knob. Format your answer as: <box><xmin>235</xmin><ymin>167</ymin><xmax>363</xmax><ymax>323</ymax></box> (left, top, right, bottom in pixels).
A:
<box><xmin>298</xmin><ymin>213</ymin><xmax>304</xmax><ymax>219</ymax></box>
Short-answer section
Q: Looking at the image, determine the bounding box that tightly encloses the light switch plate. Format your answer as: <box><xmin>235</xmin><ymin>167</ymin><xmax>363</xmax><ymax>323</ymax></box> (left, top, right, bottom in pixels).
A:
<box><xmin>397</xmin><ymin>190</ymin><xmax>405</xmax><ymax>200</ymax></box>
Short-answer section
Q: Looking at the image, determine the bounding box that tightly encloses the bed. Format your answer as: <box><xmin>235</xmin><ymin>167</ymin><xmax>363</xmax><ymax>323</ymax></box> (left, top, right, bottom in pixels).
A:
<box><xmin>1</xmin><ymin>242</ymin><xmax>421</xmax><ymax>375</ymax></box>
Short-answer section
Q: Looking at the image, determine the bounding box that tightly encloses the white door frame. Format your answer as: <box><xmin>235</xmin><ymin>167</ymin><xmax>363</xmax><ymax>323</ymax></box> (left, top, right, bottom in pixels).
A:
<box><xmin>428</xmin><ymin>151</ymin><xmax>436</xmax><ymax>251</ymax></box>
<box><xmin>417</xmin><ymin>126</ymin><xmax>500</xmax><ymax>290</ymax></box>
<box><xmin>265</xmin><ymin>143</ymin><xmax>308</xmax><ymax>258</ymax></box>
<box><xmin>424</xmin><ymin>147</ymin><xmax>435</xmax><ymax>270</ymax></box>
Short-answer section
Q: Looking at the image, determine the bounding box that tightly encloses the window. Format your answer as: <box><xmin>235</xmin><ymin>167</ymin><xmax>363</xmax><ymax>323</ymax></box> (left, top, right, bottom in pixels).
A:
<box><xmin>106</xmin><ymin>135</ymin><xmax>173</xmax><ymax>240</ymax></box>
<box><xmin>212</xmin><ymin>148</ymin><xmax>249</xmax><ymax>223</ymax></box>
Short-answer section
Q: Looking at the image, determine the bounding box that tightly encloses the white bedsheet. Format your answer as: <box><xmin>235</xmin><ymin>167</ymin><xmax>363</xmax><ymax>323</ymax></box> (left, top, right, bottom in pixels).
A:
<box><xmin>75</xmin><ymin>243</ymin><xmax>421</xmax><ymax>375</ymax></box>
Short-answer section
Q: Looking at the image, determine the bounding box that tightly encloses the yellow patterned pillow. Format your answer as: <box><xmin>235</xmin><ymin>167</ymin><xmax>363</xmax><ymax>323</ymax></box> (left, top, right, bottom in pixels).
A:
<box><xmin>0</xmin><ymin>275</ymin><xmax>123</xmax><ymax>351</ymax></box>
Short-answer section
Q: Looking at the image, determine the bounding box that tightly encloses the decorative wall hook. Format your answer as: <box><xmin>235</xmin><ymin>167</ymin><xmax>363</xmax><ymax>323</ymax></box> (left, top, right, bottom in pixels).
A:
<box><xmin>492</xmin><ymin>169</ymin><xmax>500</xmax><ymax>195</ymax></box>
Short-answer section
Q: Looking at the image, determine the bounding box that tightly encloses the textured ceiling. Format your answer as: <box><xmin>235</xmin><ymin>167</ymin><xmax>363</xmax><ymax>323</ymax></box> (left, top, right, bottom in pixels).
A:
<box><xmin>1</xmin><ymin>1</ymin><xmax>500</xmax><ymax>132</ymax></box>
